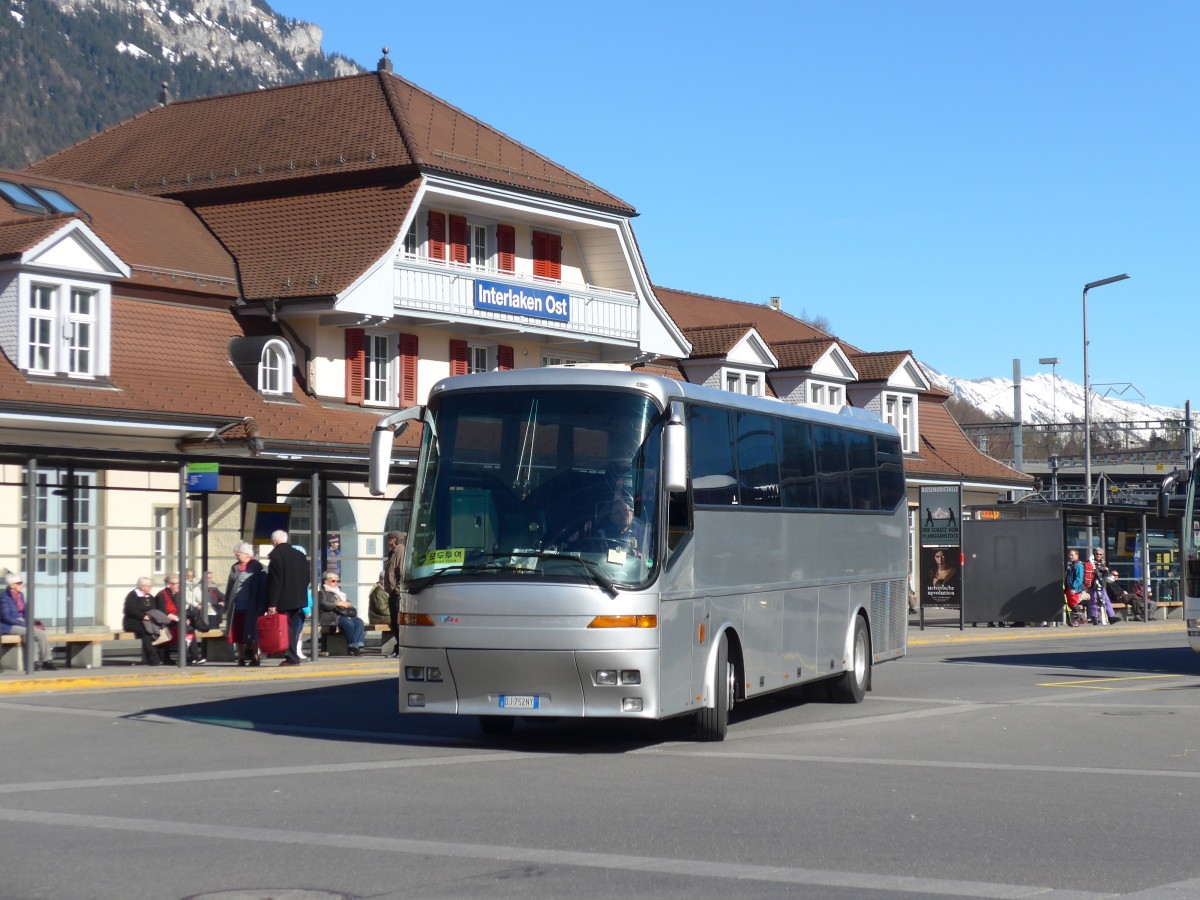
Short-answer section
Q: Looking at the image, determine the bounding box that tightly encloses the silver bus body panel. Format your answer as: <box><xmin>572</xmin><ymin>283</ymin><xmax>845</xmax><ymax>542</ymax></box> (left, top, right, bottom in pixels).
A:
<box><xmin>396</xmin><ymin>369</ymin><xmax>908</xmax><ymax>722</ymax></box>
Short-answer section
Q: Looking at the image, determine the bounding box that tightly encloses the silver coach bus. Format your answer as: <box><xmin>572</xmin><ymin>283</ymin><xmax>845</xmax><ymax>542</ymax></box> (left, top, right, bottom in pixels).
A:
<box><xmin>369</xmin><ymin>368</ymin><xmax>908</xmax><ymax>740</ymax></box>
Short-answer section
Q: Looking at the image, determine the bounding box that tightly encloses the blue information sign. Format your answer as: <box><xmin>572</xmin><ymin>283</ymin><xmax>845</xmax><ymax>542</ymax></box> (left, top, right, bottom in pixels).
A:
<box><xmin>186</xmin><ymin>462</ymin><xmax>219</xmax><ymax>492</ymax></box>
<box><xmin>474</xmin><ymin>279</ymin><xmax>570</xmax><ymax>322</ymax></box>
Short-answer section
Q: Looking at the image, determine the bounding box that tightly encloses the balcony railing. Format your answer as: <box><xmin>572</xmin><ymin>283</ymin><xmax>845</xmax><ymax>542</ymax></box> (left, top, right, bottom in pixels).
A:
<box><xmin>393</xmin><ymin>256</ymin><xmax>639</xmax><ymax>343</ymax></box>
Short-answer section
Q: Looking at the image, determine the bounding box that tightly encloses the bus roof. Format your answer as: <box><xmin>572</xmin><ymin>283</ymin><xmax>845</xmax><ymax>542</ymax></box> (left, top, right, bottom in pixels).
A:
<box><xmin>425</xmin><ymin>368</ymin><xmax>898</xmax><ymax>439</ymax></box>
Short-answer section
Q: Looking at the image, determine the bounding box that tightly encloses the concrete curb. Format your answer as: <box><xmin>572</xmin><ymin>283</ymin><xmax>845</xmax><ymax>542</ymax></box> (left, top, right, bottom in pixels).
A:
<box><xmin>0</xmin><ymin>660</ymin><xmax>397</xmax><ymax>695</ymax></box>
<box><xmin>907</xmin><ymin>619</ymin><xmax>1184</xmax><ymax>647</ymax></box>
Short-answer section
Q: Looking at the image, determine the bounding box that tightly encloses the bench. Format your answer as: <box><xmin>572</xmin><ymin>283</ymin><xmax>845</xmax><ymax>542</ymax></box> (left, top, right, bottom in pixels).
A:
<box><xmin>1111</xmin><ymin>601</ymin><xmax>1184</xmax><ymax>622</ymax></box>
<box><xmin>320</xmin><ymin>622</ymin><xmax>393</xmax><ymax>656</ymax></box>
<box><xmin>0</xmin><ymin>631</ymin><xmax>134</xmax><ymax>671</ymax></box>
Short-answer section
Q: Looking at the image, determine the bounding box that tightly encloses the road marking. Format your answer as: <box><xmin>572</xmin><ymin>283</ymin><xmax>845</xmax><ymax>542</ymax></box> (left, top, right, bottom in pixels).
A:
<box><xmin>1037</xmin><ymin>674</ymin><xmax>1180</xmax><ymax>690</ymax></box>
<box><xmin>0</xmin><ymin>805</ymin><xmax>1111</xmax><ymax>899</ymax></box>
<box><xmin>0</xmin><ymin>751</ymin><xmax>549</xmax><ymax>796</ymax></box>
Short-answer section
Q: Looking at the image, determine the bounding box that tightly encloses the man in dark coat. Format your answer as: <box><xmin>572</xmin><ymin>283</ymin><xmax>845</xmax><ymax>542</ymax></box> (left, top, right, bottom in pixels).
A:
<box><xmin>266</xmin><ymin>530</ymin><xmax>310</xmax><ymax>665</ymax></box>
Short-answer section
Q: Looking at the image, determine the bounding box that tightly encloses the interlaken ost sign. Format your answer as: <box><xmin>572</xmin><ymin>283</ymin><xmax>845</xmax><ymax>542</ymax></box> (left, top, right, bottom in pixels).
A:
<box><xmin>474</xmin><ymin>279</ymin><xmax>570</xmax><ymax>323</ymax></box>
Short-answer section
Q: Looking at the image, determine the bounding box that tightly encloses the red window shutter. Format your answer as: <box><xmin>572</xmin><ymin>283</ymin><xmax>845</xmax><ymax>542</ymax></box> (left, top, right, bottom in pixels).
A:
<box><xmin>399</xmin><ymin>333</ymin><xmax>419</xmax><ymax>406</ymax></box>
<box><xmin>497</xmin><ymin>345</ymin><xmax>514</xmax><ymax>371</ymax></box>
<box><xmin>449</xmin><ymin>339</ymin><xmax>468</xmax><ymax>377</ymax></box>
<box><xmin>345</xmin><ymin>328</ymin><xmax>365</xmax><ymax>405</ymax></box>
<box><xmin>427</xmin><ymin>211</ymin><xmax>446</xmax><ymax>260</ymax></box>
<box><xmin>449</xmin><ymin>215</ymin><xmax>468</xmax><ymax>265</ymax></box>
<box><xmin>533</xmin><ymin>230</ymin><xmax>561</xmax><ymax>280</ymax></box>
<box><xmin>496</xmin><ymin>224</ymin><xmax>515</xmax><ymax>272</ymax></box>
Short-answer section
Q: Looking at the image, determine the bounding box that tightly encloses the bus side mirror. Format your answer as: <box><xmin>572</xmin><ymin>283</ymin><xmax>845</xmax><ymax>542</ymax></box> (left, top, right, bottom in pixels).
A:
<box><xmin>1158</xmin><ymin>468</ymin><xmax>1187</xmax><ymax>519</ymax></box>
<box><xmin>369</xmin><ymin>406</ymin><xmax>426</xmax><ymax>496</ymax></box>
<box><xmin>664</xmin><ymin>407</ymin><xmax>687</xmax><ymax>493</ymax></box>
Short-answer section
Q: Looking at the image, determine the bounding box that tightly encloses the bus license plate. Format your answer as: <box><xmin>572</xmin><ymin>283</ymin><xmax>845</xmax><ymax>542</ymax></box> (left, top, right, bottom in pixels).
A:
<box><xmin>500</xmin><ymin>695</ymin><xmax>539</xmax><ymax>709</ymax></box>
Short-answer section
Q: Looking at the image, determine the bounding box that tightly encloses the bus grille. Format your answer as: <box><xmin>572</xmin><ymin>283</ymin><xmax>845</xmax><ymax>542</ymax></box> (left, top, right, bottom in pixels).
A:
<box><xmin>871</xmin><ymin>578</ymin><xmax>907</xmax><ymax>657</ymax></box>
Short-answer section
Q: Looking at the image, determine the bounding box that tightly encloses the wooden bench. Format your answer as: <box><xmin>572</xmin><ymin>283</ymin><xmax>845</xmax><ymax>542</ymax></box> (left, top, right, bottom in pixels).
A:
<box><xmin>1111</xmin><ymin>600</ymin><xmax>1184</xmax><ymax>622</ymax></box>
<box><xmin>320</xmin><ymin>622</ymin><xmax>393</xmax><ymax>656</ymax></box>
<box><xmin>0</xmin><ymin>631</ymin><xmax>134</xmax><ymax>671</ymax></box>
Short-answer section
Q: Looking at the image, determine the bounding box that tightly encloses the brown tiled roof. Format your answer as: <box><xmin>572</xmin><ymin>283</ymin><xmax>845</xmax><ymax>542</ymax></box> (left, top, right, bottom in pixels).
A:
<box><xmin>29</xmin><ymin>72</ymin><xmax>633</xmax><ymax>214</ymax></box>
<box><xmin>681</xmin><ymin>323</ymin><xmax>756</xmax><ymax>358</ymax></box>
<box><xmin>1</xmin><ymin>169</ymin><xmax>239</xmax><ymax>298</ymax></box>
<box><xmin>0</xmin><ymin>296</ymin><xmax>384</xmax><ymax>448</ymax></box>
<box><xmin>769</xmin><ymin>338</ymin><xmax>837</xmax><ymax>370</ymax></box>
<box><xmin>193</xmin><ymin>180</ymin><xmax>419</xmax><ymax>300</ymax></box>
<box><xmin>632</xmin><ymin>362</ymin><xmax>685</xmax><ymax>381</ymax></box>
<box><xmin>906</xmin><ymin>397</ymin><xmax>1031</xmax><ymax>484</ymax></box>
<box><xmin>654</xmin><ymin>286</ymin><xmax>847</xmax><ymax>345</ymax></box>
<box><xmin>848</xmin><ymin>350</ymin><xmax>912</xmax><ymax>383</ymax></box>
<box><xmin>0</xmin><ymin>216</ymin><xmax>70</xmax><ymax>258</ymax></box>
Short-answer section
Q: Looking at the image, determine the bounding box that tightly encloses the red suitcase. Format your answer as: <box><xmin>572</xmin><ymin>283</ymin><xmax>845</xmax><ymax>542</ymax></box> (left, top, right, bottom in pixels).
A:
<box><xmin>256</xmin><ymin>612</ymin><xmax>289</xmax><ymax>655</ymax></box>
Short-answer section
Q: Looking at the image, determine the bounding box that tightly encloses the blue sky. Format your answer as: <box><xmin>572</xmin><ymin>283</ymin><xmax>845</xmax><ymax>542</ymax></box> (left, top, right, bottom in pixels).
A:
<box><xmin>274</xmin><ymin>1</ymin><xmax>1196</xmax><ymax>410</ymax></box>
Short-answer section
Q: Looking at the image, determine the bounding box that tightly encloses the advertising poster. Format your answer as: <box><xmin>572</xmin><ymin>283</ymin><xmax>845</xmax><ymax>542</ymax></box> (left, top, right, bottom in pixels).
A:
<box><xmin>919</xmin><ymin>485</ymin><xmax>962</xmax><ymax>610</ymax></box>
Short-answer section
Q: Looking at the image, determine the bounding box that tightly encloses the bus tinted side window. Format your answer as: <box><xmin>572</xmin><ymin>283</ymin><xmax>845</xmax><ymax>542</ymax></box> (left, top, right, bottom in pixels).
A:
<box><xmin>778</xmin><ymin>418</ymin><xmax>818</xmax><ymax>508</ymax></box>
<box><xmin>877</xmin><ymin>436</ymin><xmax>905</xmax><ymax>510</ymax></box>
<box><xmin>813</xmin><ymin>425</ymin><xmax>850</xmax><ymax>509</ymax></box>
<box><xmin>688</xmin><ymin>405</ymin><xmax>737</xmax><ymax>505</ymax></box>
<box><xmin>846</xmin><ymin>430</ymin><xmax>880</xmax><ymax>510</ymax></box>
<box><xmin>736</xmin><ymin>412</ymin><xmax>781</xmax><ymax>507</ymax></box>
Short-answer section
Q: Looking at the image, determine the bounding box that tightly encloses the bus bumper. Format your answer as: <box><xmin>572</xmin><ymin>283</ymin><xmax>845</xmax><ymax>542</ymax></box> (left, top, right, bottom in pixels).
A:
<box><xmin>398</xmin><ymin>647</ymin><xmax>661</xmax><ymax>718</ymax></box>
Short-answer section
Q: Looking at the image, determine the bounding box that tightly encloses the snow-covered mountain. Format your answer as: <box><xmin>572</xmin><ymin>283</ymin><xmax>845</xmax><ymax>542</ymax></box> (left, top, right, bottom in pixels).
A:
<box><xmin>48</xmin><ymin>0</ymin><xmax>360</xmax><ymax>83</ymax></box>
<box><xmin>923</xmin><ymin>365</ymin><xmax>1188</xmax><ymax>428</ymax></box>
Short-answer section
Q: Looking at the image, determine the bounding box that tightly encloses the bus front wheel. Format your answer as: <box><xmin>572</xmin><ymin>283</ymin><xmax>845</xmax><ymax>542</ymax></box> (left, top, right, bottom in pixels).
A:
<box><xmin>696</xmin><ymin>634</ymin><xmax>734</xmax><ymax>741</ymax></box>
<box><xmin>829</xmin><ymin>616</ymin><xmax>870</xmax><ymax>704</ymax></box>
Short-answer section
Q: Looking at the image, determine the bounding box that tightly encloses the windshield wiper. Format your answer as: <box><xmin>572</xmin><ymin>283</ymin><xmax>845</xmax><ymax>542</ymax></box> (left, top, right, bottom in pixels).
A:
<box><xmin>407</xmin><ymin>563</ymin><xmax>497</xmax><ymax>595</ymax></box>
<box><xmin>524</xmin><ymin>552</ymin><xmax>618</xmax><ymax>597</ymax></box>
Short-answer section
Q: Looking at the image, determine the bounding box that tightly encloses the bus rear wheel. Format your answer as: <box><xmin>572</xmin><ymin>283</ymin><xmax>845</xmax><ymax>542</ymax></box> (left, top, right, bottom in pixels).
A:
<box><xmin>829</xmin><ymin>616</ymin><xmax>870</xmax><ymax>704</ymax></box>
<box><xmin>696</xmin><ymin>634</ymin><xmax>734</xmax><ymax>741</ymax></box>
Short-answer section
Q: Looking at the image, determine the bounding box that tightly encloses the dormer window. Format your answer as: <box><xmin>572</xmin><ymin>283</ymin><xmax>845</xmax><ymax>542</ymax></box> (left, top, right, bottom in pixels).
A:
<box><xmin>258</xmin><ymin>339</ymin><xmax>293</xmax><ymax>395</ymax></box>
<box><xmin>884</xmin><ymin>392</ymin><xmax>917</xmax><ymax>453</ymax></box>
<box><xmin>20</xmin><ymin>279</ymin><xmax>107</xmax><ymax>379</ymax></box>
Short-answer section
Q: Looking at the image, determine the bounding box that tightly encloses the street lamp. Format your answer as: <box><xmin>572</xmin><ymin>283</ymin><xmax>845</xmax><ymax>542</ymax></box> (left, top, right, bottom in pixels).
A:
<box><xmin>1039</xmin><ymin>356</ymin><xmax>1061</xmax><ymax>455</ymax></box>
<box><xmin>1082</xmin><ymin>274</ymin><xmax>1130</xmax><ymax>504</ymax></box>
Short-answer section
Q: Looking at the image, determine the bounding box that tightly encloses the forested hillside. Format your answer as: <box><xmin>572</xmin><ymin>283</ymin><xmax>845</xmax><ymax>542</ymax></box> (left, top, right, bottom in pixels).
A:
<box><xmin>0</xmin><ymin>0</ymin><xmax>360</xmax><ymax>167</ymax></box>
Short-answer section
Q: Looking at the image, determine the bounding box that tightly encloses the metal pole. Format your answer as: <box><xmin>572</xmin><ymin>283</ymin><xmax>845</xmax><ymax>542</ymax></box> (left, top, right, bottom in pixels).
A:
<box><xmin>1140</xmin><ymin>513</ymin><xmax>1151</xmax><ymax>622</ymax></box>
<box><xmin>177</xmin><ymin>465</ymin><xmax>188</xmax><ymax>670</ymax></box>
<box><xmin>64</xmin><ymin>466</ymin><xmax>75</xmax><ymax>634</ymax></box>
<box><xmin>1083</xmin><ymin>284</ymin><xmax>1092</xmax><ymax>505</ymax></box>
<box><xmin>310</xmin><ymin>472</ymin><xmax>320</xmax><ymax>662</ymax></box>
<box><xmin>1012</xmin><ymin>359</ymin><xmax>1023</xmax><ymax>472</ymax></box>
<box><xmin>24</xmin><ymin>459</ymin><xmax>38</xmax><ymax>676</ymax></box>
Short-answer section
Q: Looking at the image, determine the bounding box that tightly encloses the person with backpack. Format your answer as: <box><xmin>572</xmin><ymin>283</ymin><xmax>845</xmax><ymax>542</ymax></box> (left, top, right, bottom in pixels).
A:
<box><xmin>1082</xmin><ymin>552</ymin><xmax>1102</xmax><ymax>624</ymax></box>
<box><xmin>1064</xmin><ymin>550</ymin><xmax>1086</xmax><ymax>627</ymax></box>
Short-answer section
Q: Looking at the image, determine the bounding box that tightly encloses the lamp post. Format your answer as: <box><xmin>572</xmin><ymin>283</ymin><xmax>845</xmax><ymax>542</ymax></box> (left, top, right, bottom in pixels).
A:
<box><xmin>1039</xmin><ymin>356</ymin><xmax>1061</xmax><ymax>456</ymax></box>
<box><xmin>1082</xmin><ymin>274</ymin><xmax>1129</xmax><ymax>504</ymax></box>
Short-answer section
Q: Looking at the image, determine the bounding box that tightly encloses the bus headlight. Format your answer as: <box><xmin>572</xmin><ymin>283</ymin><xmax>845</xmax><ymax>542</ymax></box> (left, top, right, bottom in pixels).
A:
<box><xmin>622</xmin><ymin>698</ymin><xmax>643</xmax><ymax>712</ymax></box>
<box><xmin>621</xmin><ymin>670</ymin><xmax>641</xmax><ymax>685</ymax></box>
<box><xmin>407</xmin><ymin>694</ymin><xmax>426</xmax><ymax>707</ymax></box>
<box><xmin>595</xmin><ymin>670</ymin><xmax>618</xmax><ymax>685</ymax></box>
<box><xmin>405</xmin><ymin>666</ymin><xmax>424</xmax><ymax>682</ymax></box>
<box><xmin>425</xmin><ymin>667</ymin><xmax>443</xmax><ymax>683</ymax></box>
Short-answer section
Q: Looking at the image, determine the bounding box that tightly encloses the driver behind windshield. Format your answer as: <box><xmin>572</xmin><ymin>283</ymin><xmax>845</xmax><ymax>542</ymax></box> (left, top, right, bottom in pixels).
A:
<box><xmin>594</xmin><ymin>488</ymin><xmax>647</xmax><ymax>557</ymax></box>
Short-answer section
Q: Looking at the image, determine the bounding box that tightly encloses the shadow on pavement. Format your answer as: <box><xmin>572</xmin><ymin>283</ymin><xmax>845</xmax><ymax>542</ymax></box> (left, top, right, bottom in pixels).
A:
<box><xmin>135</xmin><ymin>676</ymin><xmax>703</xmax><ymax>753</ymax></box>
<box><xmin>945</xmin><ymin>644</ymin><xmax>1200</xmax><ymax>677</ymax></box>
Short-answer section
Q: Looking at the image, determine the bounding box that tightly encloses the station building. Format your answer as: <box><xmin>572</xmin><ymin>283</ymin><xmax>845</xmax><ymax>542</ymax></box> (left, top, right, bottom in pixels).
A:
<box><xmin>2</xmin><ymin>56</ymin><xmax>1027</xmax><ymax>630</ymax></box>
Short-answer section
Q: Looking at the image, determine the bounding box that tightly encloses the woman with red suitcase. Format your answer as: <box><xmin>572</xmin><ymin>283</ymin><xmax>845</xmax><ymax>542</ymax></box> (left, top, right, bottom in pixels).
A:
<box><xmin>225</xmin><ymin>542</ymin><xmax>267</xmax><ymax>666</ymax></box>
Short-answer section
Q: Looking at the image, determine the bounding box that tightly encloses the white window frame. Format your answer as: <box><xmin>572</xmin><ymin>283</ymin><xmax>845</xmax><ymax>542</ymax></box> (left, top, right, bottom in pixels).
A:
<box><xmin>153</xmin><ymin>507</ymin><xmax>173</xmax><ymax>577</ymax></box>
<box><xmin>810</xmin><ymin>383</ymin><xmax>824</xmax><ymax>405</ymax></box>
<box><xmin>467</xmin><ymin>341</ymin><xmax>494</xmax><ymax>374</ymax></box>
<box><xmin>745</xmin><ymin>374</ymin><xmax>761</xmax><ymax>397</ymax></box>
<box><xmin>468</xmin><ymin>223</ymin><xmax>488</xmax><ymax>269</ymax></box>
<box><xmin>17</xmin><ymin>274</ymin><xmax>110</xmax><ymax>379</ymax></box>
<box><xmin>828</xmin><ymin>385</ymin><xmax>842</xmax><ymax>407</ymax></box>
<box><xmin>402</xmin><ymin>224</ymin><xmax>418</xmax><ymax>257</ymax></box>
<box><xmin>363</xmin><ymin>331</ymin><xmax>396</xmax><ymax>406</ymax></box>
<box><xmin>883</xmin><ymin>391</ymin><xmax>917</xmax><ymax>453</ymax></box>
<box><xmin>258</xmin><ymin>339</ymin><xmax>293</xmax><ymax>396</ymax></box>
<box><xmin>542</xmin><ymin>353</ymin><xmax>589</xmax><ymax>367</ymax></box>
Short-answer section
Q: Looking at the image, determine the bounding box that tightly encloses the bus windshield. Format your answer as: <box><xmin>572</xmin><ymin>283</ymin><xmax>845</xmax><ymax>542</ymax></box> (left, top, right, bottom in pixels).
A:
<box><xmin>406</xmin><ymin>387</ymin><xmax>664</xmax><ymax>591</ymax></box>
